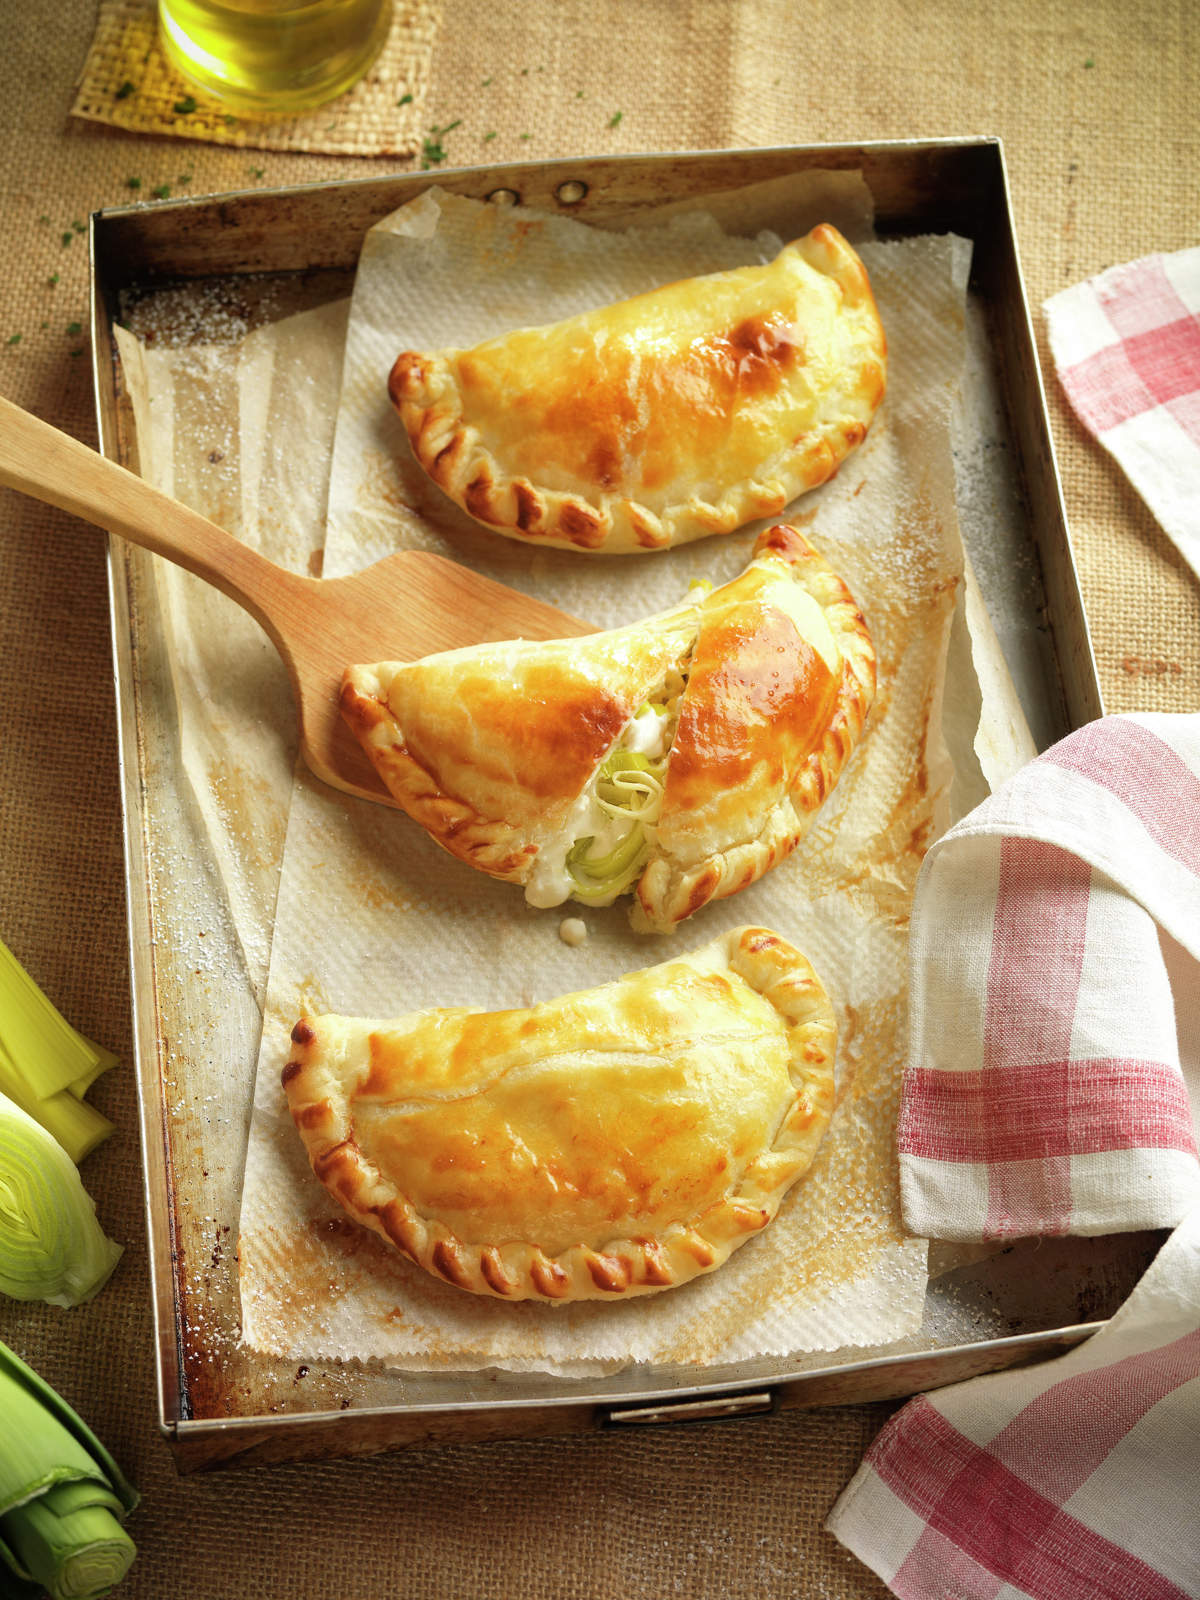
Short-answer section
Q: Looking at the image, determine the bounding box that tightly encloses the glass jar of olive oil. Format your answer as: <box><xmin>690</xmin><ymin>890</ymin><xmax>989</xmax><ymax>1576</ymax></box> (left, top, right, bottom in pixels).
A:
<box><xmin>158</xmin><ymin>0</ymin><xmax>393</xmax><ymax>118</ymax></box>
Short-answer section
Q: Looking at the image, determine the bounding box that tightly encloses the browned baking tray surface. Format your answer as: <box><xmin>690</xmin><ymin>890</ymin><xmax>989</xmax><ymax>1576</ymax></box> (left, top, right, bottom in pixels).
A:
<box><xmin>90</xmin><ymin>138</ymin><xmax>1153</xmax><ymax>1473</ymax></box>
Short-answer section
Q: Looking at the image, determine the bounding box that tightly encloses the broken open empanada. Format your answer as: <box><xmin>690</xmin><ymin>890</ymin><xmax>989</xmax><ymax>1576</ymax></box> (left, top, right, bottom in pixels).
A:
<box><xmin>389</xmin><ymin>224</ymin><xmax>886</xmax><ymax>553</ymax></box>
<box><xmin>282</xmin><ymin>926</ymin><xmax>836</xmax><ymax>1302</ymax></box>
<box><xmin>340</xmin><ymin>522</ymin><xmax>875</xmax><ymax>933</ymax></box>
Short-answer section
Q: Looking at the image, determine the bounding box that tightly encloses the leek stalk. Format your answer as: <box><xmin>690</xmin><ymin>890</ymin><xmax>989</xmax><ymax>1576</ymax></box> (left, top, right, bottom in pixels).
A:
<box><xmin>0</xmin><ymin>1341</ymin><xmax>137</xmax><ymax>1599</ymax></box>
<box><xmin>0</xmin><ymin>1093</ymin><xmax>122</xmax><ymax>1307</ymax></box>
<box><xmin>0</xmin><ymin>1043</ymin><xmax>113</xmax><ymax>1167</ymax></box>
<box><xmin>0</xmin><ymin>940</ymin><xmax>116</xmax><ymax>1163</ymax></box>
<box><xmin>0</xmin><ymin>938</ymin><xmax>116</xmax><ymax>1098</ymax></box>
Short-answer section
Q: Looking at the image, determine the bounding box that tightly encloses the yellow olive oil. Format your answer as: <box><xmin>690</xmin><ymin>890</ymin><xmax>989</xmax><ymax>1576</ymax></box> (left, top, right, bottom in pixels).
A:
<box><xmin>158</xmin><ymin>0</ymin><xmax>393</xmax><ymax>117</ymax></box>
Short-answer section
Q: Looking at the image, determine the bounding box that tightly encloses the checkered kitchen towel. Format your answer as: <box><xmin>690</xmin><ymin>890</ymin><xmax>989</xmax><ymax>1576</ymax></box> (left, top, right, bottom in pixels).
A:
<box><xmin>829</xmin><ymin>713</ymin><xmax>1200</xmax><ymax>1599</ymax></box>
<box><xmin>1045</xmin><ymin>245</ymin><xmax>1200</xmax><ymax>582</ymax></box>
<box><xmin>828</xmin><ymin>1203</ymin><xmax>1200</xmax><ymax>1599</ymax></box>
<box><xmin>899</xmin><ymin>713</ymin><xmax>1200</xmax><ymax>1242</ymax></box>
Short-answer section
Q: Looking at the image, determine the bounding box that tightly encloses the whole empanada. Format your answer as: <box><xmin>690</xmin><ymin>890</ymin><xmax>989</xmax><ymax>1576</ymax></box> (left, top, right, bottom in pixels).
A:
<box><xmin>389</xmin><ymin>224</ymin><xmax>886</xmax><ymax>553</ymax></box>
<box><xmin>340</xmin><ymin>521</ymin><xmax>875</xmax><ymax>933</ymax></box>
<box><xmin>282</xmin><ymin>926</ymin><xmax>836</xmax><ymax>1302</ymax></box>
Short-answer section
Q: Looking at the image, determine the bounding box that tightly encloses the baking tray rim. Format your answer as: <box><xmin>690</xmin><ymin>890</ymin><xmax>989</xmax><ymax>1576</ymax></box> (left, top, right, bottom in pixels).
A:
<box><xmin>88</xmin><ymin>135</ymin><xmax>1114</xmax><ymax>1455</ymax></box>
<box><xmin>165</xmin><ymin>1320</ymin><xmax>1104</xmax><ymax>1436</ymax></box>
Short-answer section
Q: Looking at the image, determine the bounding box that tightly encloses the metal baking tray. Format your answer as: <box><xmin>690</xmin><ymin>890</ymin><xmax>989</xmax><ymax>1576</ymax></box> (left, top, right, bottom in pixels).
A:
<box><xmin>89</xmin><ymin>138</ymin><xmax>1157</xmax><ymax>1473</ymax></box>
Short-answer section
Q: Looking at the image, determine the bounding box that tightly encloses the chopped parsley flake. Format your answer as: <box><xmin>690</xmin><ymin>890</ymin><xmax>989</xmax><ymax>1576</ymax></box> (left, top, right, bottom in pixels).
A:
<box><xmin>222</xmin><ymin>113</ymin><xmax>238</xmax><ymax>125</ymax></box>
<box><xmin>115</xmin><ymin>80</ymin><xmax>135</xmax><ymax>99</ymax></box>
<box><xmin>38</xmin><ymin>214</ymin><xmax>50</xmax><ymax>225</ymax></box>
<box><xmin>1084</xmin><ymin>55</ymin><xmax>1095</xmax><ymax>67</ymax></box>
<box><xmin>71</xmin><ymin>219</ymin><xmax>86</xmax><ymax>233</ymax></box>
<box><xmin>481</xmin><ymin>76</ymin><xmax>492</xmax><ymax>86</ymax></box>
<box><xmin>608</xmin><ymin>110</ymin><xmax>623</xmax><ymax>128</ymax></box>
<box><xmin>60</xmin><ymin>232</ymin><xmax>73</xmax><ymax>248</ymax></box>
<box><xmin>6</xmin><ymin>333</ymin><xmax>21</xmax><ymax>346</ymax></box>
<box><xmin>173</xmin><ymin>95</ymin><xmax>198</xmax><ymax>114</ymax></box>
<box><xmin>249</xmin><ymin>166</ymin><xmax>264</xmax><ymax>178</ymax></box>
<box><xmin>70</xmin><ymin>347</ymin><xmax>84</xmax><ymax>358</ymax></box>
<box><xmin>47</xmin><ymin>273</ymin><xmax>59</xmax><ymax>287</ymax></box>
<box><xmin>396</xmin><ymin>91</ymin><xmax>413</xmax><ymax>105</ymax></box>
<box><xmin>126</xmin><ymin>176</ymin><xmax>142</xmax><ymax>190</ymax></box>
<box><xmin>151</xmin><ymin>183</ymin><xmax>171</xmax><ymax>199</ymax></box>
<box><xmin>178</xmin><ymin>173</ymin><xmax>192</xmax><ymax>184</ymax></box>
<box><xmin>421</xmin><ymin>120</ymin><xmax>462</xmax><ymax>168</ymax></box>
<box><xmin>66</xmin><ymin>321</ymin><xmax>83</xmax><ymax>335</ymax></box>
<box><xmin>483</xmin><ymin>130</ymin><xmax>498</xmax><ymax>141</ymax></box>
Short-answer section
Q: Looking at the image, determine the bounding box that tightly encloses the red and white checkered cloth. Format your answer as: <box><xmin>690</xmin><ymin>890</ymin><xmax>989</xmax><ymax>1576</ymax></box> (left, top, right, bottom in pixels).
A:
<box><xmin>828</xmin><ymin>713</ymin><xmax>1200</xmax><ymax>1599</ymax></box>
<box><xmin>828</xmin><ymin>1203</ymin><xmax>1200</xmax><ymax>1599</ymax></box>
<box><xmin>1045</xmin><ymin>245</ymin><xmax>1200</xmax><ymax>581</ymax></box>
<box><xmin>899</xmin><ymin>712</ymin><xmax>1200</xmax><ymax>1241</ymax></box>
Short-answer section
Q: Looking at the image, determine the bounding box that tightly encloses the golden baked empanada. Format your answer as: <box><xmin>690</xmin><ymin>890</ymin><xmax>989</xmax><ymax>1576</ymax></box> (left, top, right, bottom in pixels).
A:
<box><xmin>389</xmin><ymin>224</ymin><xmax>886</xmax><ymax>553</ymax></box>
<box><xmin>340</xmin><ymin>522</ymin><xmax>875</xmax><ymax>933</ymax></box>
<box><xmin>282</xmin><ymin>926</ymin><xmax>836</xmax><ymax>1302</ymax></box>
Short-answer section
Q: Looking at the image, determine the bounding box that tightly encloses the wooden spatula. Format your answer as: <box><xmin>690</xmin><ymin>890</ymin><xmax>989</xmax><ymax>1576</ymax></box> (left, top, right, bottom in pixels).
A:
<box><xmin>0</xmin><ymin>395</ymin><xmax>592</xmax><ymax>805</ymax></box>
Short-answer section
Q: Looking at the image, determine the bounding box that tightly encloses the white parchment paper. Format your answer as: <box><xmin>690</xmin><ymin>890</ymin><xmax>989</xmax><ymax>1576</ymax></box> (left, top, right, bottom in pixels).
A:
<box><xmin>114</xmin><ymin>297</ymin><xmax>350</xmax><ymax>1004</ymax></box>
<box><xmin>234</xmin><ymin>188</ymin><xmax>984</xmax><ymax>1373</ymax></box>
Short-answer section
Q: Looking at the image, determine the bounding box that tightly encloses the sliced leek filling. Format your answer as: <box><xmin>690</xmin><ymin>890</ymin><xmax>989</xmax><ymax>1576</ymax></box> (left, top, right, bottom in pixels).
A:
<box><xmin>523</xmin><ymin>673</ymin><xmax>688</xmax><ymax>911</ymax></box>
<box><xmin>566</xmin><ymin>680</ymin><xmax>685</xmax><ymax>905</ymax></box>
<box><xmin>565</xmin><ymin>742</ymin><xmax>668</xmax><ymax>905</ymax></box>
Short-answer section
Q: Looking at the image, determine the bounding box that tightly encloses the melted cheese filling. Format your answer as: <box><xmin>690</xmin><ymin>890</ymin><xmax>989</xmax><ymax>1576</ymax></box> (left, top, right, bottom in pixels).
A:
<box><xmin>524</xmin><ymin>702</ymin><xmax>672</xmax><ymax>909</ymax></box>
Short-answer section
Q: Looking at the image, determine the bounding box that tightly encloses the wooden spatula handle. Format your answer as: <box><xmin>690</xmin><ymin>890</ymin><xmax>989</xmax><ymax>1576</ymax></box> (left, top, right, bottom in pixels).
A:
<box><xmin>0</xmin><ymin>393</ymin><xmax>305</xmax><ymax>640</ymax></box>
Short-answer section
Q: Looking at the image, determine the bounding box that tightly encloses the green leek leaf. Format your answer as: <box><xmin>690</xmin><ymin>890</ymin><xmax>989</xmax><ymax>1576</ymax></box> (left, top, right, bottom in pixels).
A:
<box><xmin>0</xmin><ymin>1092</ymin><xmax>122</xmax><ymax>1307</ymax></box>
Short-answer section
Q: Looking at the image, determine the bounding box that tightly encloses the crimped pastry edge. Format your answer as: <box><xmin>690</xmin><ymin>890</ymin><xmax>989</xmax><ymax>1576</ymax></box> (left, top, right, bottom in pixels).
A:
<box><xmin>339</xmin><ymin>669</ymin><xmax>539</xmax><ymax>882</ymax></box>
<box><xmin>281</xmin><ymin>925</ymin><xmax>837</xmax><ymax>1303</ymax></box>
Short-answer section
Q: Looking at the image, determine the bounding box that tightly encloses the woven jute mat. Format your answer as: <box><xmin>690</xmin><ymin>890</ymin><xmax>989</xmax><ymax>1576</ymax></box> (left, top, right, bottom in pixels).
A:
<box><xmin>1</xmin><ymin>0</ymin><xmax>1197</xmax><ymax>1596</ymax></box>
<box><xmin>71</xmin><ymin>0</ymin><xmax>442</xmax><ymax>156</ymax></box>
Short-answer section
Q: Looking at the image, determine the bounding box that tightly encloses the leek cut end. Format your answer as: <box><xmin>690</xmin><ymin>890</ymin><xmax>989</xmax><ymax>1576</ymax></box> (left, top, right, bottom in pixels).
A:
<box><xmin>3</xmin><ymin>1481</ymin><xmax>136</xmax><ymax>1600</ymax></box>
<box><xmin>0</xmin><ymin>1093</ymin><xmax>123</xmax><ymax>1307</ymax></box>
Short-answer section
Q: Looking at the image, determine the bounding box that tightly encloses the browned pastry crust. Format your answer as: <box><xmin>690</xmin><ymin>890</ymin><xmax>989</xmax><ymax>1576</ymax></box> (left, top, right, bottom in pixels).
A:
<box><xmin>282</xmin><ymin>926</ymin><xmax>837</xmax><ymax>1302</ymax></box>
<box><xmin>388</xmin><ymin>224</ymin><xmax>887</xmax><ymax>553</ymax></box>
<box><xmin>341</xmin><ymin>522</ymin><xmax>876</xmax><ymax>933</ymax></box>
<box><xmin>633</xmin><ymin>522</ymin><xmax>877</xmax><ymax>931</ymax></box>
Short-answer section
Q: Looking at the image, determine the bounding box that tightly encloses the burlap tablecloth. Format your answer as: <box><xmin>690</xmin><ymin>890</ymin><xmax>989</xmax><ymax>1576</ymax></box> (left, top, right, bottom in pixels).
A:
<box><xmin>1</xmin><ymin>3</ymin><xmax>1196</xmax><ymax>1595</ymax></box>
